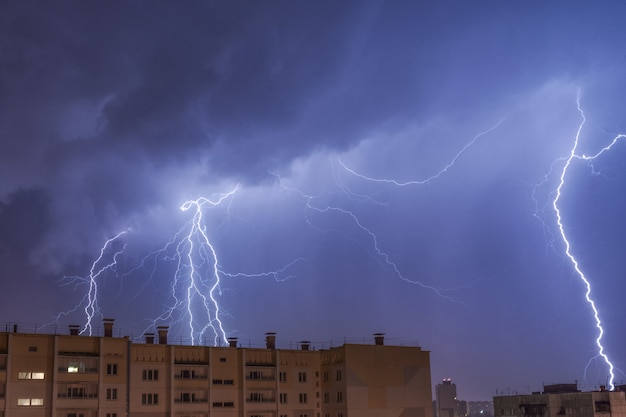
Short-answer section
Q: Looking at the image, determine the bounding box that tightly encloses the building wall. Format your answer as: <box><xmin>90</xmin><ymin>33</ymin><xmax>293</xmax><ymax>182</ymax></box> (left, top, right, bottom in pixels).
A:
<box><xmin>321</xmin><ymin>343</ymin><xmax>433</xmax><ymax>417</ymax></box>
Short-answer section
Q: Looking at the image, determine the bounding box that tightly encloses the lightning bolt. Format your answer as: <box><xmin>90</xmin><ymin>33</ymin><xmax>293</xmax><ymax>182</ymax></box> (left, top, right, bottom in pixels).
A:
<box><xmin>550</xmin><ymin>92</ymin><xmax>623</xmax><ymax>390</ymax></box>
<box><xmin>176</xmin><ymin>186</ymin><xmax>239</xmax><ymax>346</ymax></box>
<box><xmin>272</xmin><ymin>171</ymin><xmax>460</xmax><ymax>301</ymax></box>
<box><xmin>55</xmin><ymin>230</ymin><xmax>128</xmax><ymax>336</ymax></box>
<box><xmin>338</xmin><ymin>118</ymin><xmax>506</xmax><ymax>186</ymax></box>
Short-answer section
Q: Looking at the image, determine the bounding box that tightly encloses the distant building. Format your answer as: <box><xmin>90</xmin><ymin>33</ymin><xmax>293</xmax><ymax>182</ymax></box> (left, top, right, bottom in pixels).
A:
<box><xmin>468</xmin><ymin>400</ymin><xmax>494</xmax><ymax>417</ymax></box>
<box><xmin>494</xmin><ymin>383</ymin><xmax>626</xmax><ymax>417</ymax></box>
<box><xmin>0</xmin><ymin>321</ymin><xmax>434</xmax><ymax>417</ymax></box>
<box><xmin>437</xmin><ymin>378</ymin><xmax>459</xmax><ymax>417</ymax></box>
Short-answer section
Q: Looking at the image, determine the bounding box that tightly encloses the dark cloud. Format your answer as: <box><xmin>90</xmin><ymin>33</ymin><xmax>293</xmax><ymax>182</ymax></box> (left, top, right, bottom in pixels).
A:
<box><xmin>0</xmin><ymin>188</ymin><xmax>50</xmax><ymax>257</ymax></box>
<box><xmin>2</xmin><ymin>1</ymin><xmax>626</xmax><ymax>400</ymax></box>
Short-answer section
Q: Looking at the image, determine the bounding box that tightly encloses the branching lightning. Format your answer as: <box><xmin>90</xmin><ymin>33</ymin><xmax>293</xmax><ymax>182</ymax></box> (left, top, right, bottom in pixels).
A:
<box><xmin>338</xmin><ymin>118</ymin><xmax>506</xmax><ymax>186</ymax></box>
<box><xmin>270</xmin><ymin>119</ymin><xmax>504</xmax><ymax>302</ymax></box>
<box><xmin>57</xmin><ymin>185</ymin><xmax>304</xmax><ymax>346</ymax></box>
<box><xmin>549</xmin><ymin>93</ymin><xmax>624</xmax><ymax>390</ymax></box>
<box><xmin>56</xmin><ymin>230</ymin><xmax>128</xmax><ymax>336</ymax></box>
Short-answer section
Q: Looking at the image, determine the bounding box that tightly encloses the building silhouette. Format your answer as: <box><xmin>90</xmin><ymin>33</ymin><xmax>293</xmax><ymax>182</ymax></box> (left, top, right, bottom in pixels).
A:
<box><xmin>0</xmin><ymin>321</ymin><xmax>433</xmax><ymax>417</ymax></box>
<box><xmin>494</xmin><ymin>383</ymin><xmax>626</xmax><ymax>417</ymax></box>
<box><xmin>436</xmin><ymin>378</ymin><xmax>458</xmax><ymax>417</ymax></box>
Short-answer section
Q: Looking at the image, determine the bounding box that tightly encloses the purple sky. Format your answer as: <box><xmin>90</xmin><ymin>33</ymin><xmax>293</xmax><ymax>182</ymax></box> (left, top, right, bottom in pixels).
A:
<box><xmin>2</xmin><ymin>1</ymin><xmax>626</xmax><ymax>400</ymax></box>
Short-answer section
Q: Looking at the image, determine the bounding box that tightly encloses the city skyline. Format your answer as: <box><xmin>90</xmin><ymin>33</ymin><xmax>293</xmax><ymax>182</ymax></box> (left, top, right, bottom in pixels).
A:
<box><xmin>2</xmin><ymin>2</ymin><xmax>626</xmax><ymax>401</ymax></box>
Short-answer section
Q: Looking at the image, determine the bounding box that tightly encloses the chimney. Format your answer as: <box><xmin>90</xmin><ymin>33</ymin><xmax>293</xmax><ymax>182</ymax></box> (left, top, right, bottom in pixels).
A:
<box><xmin>300</xmin><ymin>341</ymin><xmax>310</xmax><ymax>351</ymax></box>
<box><xmin>227</xmin><ymin>337</ymin><xmax>238</xmax><ymax>348</ymax></box>
<box><xmin>103</xmin><ymin>318</ymin><xmax>114</xmax><ymax>337</ymax></box>
<box><xmin>69</xmin><ymin>325</ymin><xmax>80</xmax><ymax>336</ymax></box>
<box><xmin>373</xmin><ymin>333</ymin><xmax>385</xmax><ymax>345</ymax></box>
<box><xmin>144</xmin><ymin>333</ymin><xmax>155</xmax><ymax>344</ymax></box>
<box><xmin>265</xmin><ymin>332</ymin><xmax>276</xmax><ymax>349</ymax></box>
<box><xmin>13</xmin><ymin>324</ymin><xmax>17</xmax><ymax>333</ymax></box>
<box><xmin>157</xmin><ymin>326</ymin><xmax>169</xmax><ymax>345</ymax></box>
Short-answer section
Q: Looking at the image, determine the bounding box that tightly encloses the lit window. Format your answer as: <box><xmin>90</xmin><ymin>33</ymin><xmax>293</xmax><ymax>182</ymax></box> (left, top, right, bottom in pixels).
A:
<box><xmin>17</xmin><ymin>398</ymin><xmax>43</xmax><ymax>406</ymax></box>
<box><xmin>19</xmin><ymin>371</ymin><xmax>45</xmax><ymax>379</ymax></box>
<box><xmin>68</xmin><ymin>361</ymin><xmax>85</xmax><ymax>373</ymax></box>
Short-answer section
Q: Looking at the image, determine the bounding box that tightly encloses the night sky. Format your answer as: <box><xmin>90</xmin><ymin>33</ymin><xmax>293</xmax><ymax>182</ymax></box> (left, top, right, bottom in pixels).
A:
<box><xmin>2</xmin><ymin>1</ymin><xmax>626</xmax><ymax>401</ymax></box>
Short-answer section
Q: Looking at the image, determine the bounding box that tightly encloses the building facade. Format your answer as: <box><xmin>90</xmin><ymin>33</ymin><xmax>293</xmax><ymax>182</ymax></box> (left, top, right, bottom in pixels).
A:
<box><xmin>0</xmin><ymin>322</ymin><xmax>433</xmax><ymax>417</ymax></box>
<box><xmin>494</xmin><ymin>384</ymin><xmax>626</xmax><ymax>417</ymax></box>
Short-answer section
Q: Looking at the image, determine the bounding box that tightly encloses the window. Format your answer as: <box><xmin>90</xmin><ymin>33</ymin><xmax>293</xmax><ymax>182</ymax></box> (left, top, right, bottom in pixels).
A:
<box><xmin>17</xmin><ymin>398</ymin><xmax>43</xmax><ymax>406</ymax></box>
<box><xmin>279</xmin><ymin>371</ymin><xmax>287</xmax><ymax>382</ymax></box>
<box><xmin>68</xmin><ymin>361</ymin><xmax>85</xmax><ymax>373</ymax></box>
<box><xmin>300</xmin><ymin>414</ymin><xmax>309</xmax><ymax>417</ymax></box>
<box><xmin>28</xmin><ymin>346</ymin><xmax>37</xmax><ymax>352</ymax></box>
<box><xmin>142</xmin><ymin>369</ymin><xmax>159</xmax><ymax>381</ymax></box>
<box><xmin>280</xmin><ymin>393</ymin><xmax>288</xmax><ymax>403</ymax></box>
<box><xmin>220</xmin><ymin>357</ymin><xmax>227</xmax><ymax>362</ymax></box>
<box><xmin>324</xmin><ymin>392</ymin><xmax>329</xmax><ymax>403</ymax></box>
<box><xmin>68</xmin><ymin>387</ymin><xmax>85</xmax><ymax>398</ymax></box>
<box><xmin>223</xmin><ymin>379</ymin><xmax>234</xmax><ymax>385</ymax></box>
<box><xmin>596</xmin><ymin>402</ymin><xmax>611</xmax><ymax>413</ymax></box>
<box><xmin>213</xmin><ymin>379</ymin><xmax>223</xmax><ymax>384</ymax></box>
<box><xmin>142</xmin><ymin>393</ymin><xmax>159</xmax><ymax>405</ymax></box>
<box><xmin>106</xmin><ymin>414</ymin><xmax>117</xmax><ymax>417</ymax></box>
<box><xmin>18</xmin><ymin>372</ymin><xmax>44</xmax><ymax>380</ymax></box>
<box><xmin>336</xmin><ymin>370</ymin><xmax>342</xmax><ymax>381</ymax></box>
<box><xmin>299</xmin><ymin>393</ymin><xmax>308</xmax><ymax>403</ymax></box>
<box><xmin>298</xmin><ymin>372</ymin><xmax>307</xmax><ymax>382</ymax></box>
<box><xmin>323</xmin><ymin>371</ymin><xmax>328</xmax><ymax>382</ymax></box>
<box><xmin>337</xmin><ymin>392</ymin><xmax>343</xmax><ymax>403</ymax></box>
<box><xmin>106</xmin><ymin>363</ymin><xmax>118</xmax><ymax>375</ymax></box>
<box><xmin>106</xmin><ymin>388</ymin><xmax>117</xmax><ymax>400</ymax></box>
<box><xmin>224</xmin><ymin>401</ymin><xmax>234</xmax><ymax>407</ymax></box>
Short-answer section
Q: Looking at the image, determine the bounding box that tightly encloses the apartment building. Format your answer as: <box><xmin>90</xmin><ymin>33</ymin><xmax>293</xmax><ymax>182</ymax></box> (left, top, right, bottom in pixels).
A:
<box><xmin>494</xmin><ymin>384</ymin><xmax>626</xmax><ymax>417</ymax></box>
<box><xmin>0</xmin><ymin>321</ymin><xmax>433</xmax><ymax>417</ymax></box>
